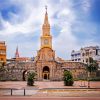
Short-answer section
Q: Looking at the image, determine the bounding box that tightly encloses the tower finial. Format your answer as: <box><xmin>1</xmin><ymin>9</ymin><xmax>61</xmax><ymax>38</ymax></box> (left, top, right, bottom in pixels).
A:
<box><xmin>45</xmin><ymin>5</ymin><xmax>47</xmax><ymax>12</ymax></box>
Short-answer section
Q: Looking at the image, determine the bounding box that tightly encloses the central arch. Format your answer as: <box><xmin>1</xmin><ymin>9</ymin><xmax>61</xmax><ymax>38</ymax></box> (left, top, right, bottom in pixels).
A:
<box><xmin>43</xmin><ymin>66</ymin><xmax>50</xmax><ymax>80</ymax></box>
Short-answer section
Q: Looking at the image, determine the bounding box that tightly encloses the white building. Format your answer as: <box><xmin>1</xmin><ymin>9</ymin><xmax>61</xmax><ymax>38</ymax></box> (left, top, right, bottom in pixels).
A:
<box><xmin>71</xmin><ymin>46</ymin><xmax>100</xmax><ymax>64</ymax></box>
<box><xmin>71</xmin><ymin>50</ymin><xmax>81</xmax><ymax>62</ymax></box>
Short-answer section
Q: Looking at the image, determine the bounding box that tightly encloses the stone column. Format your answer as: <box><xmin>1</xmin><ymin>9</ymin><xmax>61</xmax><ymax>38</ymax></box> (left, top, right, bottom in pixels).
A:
<box><xmin>39</xmin><ymin>67</ymin><xmax>43</xmax><ymax>80</ymax></box>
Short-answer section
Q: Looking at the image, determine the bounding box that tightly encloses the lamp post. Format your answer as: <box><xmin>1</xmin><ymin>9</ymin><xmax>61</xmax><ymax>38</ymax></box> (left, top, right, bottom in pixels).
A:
<box><xmin>86</xmin><ymin>57</ymin><xmax>90</xmax><ymax>88</ymax></box>
<box><xmin>87</xmin><ymin>72</ymin><xmax>90</xmax><ymax>88</ymax></box>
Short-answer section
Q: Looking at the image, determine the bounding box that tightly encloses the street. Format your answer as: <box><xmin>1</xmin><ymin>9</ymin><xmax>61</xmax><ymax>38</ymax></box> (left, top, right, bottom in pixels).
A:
<box><xmin>0</xmin><ymin>97</ymin><xmax>100</xmax><ymax>100</ymax></box>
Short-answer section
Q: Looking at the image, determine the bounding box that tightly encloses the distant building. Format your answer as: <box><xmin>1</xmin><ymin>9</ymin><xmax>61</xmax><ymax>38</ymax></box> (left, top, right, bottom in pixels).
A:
<box><xmin>8</xmin><ymin>46</ymin><xmax>33</xmax><ymax>63</ymax></box>
<box><xmin>0</xmin><ymin>41</ymin><xmax>6</xmax><ymax>64</ymax></box>
<box><xmin>71</xmin><ymin>50</ymin><xmax>81</xmax><ymax>62</ymax></box>
<box><xmin>15</xmin><ymin>46</ymin><xmax>20</xmax><ymax>58</ymax></box>
<box><xmin>71</xmin><ymin>46</ymin><xmax>100</xmax><ymax>64</ymax></box>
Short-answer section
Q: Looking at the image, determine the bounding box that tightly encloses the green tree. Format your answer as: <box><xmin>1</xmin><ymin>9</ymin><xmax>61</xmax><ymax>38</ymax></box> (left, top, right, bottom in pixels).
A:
<box><xmin>86</xmin><ymin>57</ymin><xmax>98</xmax><ymax>78</ymax></box>
<box><xmin>0</xmin><ymin>62</ymin><xmax>5</xmax><ymax>72</ymax></box>
<box><xmin>0</xmin><ymin>62</ymin><xmax>6</xmax><ymax>81</ymax></box>
<box><xmin>27</xmin><ymin>71</ymin><xmax>36</xmax><ymax>86</ymax></box>
<box><xmin>86</xmin><ymin>57</ymin><xmax>99</xmax><ymax>88</ymax></box>
<box><xmin>63</xmin><ymin>70</ymin><xmax>74</xmax><ymax>86</ymax></box>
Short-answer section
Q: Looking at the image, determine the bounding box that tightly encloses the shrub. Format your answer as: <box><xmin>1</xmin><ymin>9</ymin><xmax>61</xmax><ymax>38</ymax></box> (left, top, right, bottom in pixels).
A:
<box><xmin>27</xmin><ymin>71</ymin><xmax>36</xmax><ymax>86</ymax></box>
<box><xmin>64</xmin><ymin>70</ymin><xmax>74</xmax><ymax>86</ymax></box>
<box><xmin>89</xmin><ymin>77</ymin><xmax>100</xmax><ymax>81</ymax></box>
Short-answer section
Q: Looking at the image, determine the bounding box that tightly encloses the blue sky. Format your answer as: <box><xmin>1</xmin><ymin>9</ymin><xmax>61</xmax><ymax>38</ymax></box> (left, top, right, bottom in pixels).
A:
<box><xmin>0</xmin><ymin>0</ymin><xmax>100</xmax><ymax>59</ymax></box>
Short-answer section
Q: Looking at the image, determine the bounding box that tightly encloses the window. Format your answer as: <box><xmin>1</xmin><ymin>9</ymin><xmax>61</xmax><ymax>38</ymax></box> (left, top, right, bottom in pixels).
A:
<box><xmin>1</xmin><ymin>58</ymin><xmax>3</xmax><ymax>61</ymax></box>
<box><xmin>75</xmin><ymin>59</ymin><xmax>77</xmax><ymax>61</ymax></box>
<box><xmin>86</xmin><ymin>52</ymin><xmax>89</xmax><ymax>56</ymax></box>
<box><xmin>86</xmin><ymin>59</ymin><xmax>88</xmax><ymax>63</ymax></box>
<box><xmin>96</xmin><ymin>49</ymin><xmax>98</xmax><ymax>55</ymax></box>
<box><xmin>82</xmin><ymin>53</ymin><xmax>84</xmax><ymax>56</ymax></box>
<box><xmin>78</xmin><ymin>59</ymin><xmax>80</xmax><ymax>61</ymax></box>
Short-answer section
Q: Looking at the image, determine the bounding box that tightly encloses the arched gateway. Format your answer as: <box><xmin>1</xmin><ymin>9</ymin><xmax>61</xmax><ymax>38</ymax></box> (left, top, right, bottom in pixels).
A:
<box><xmin>43</xmin><ymin>66</ymin><xmax>50</xmax><ymax>80</ymax></box>
<box><xmin>23</xmin><ymin>70</ymin><xmax>27</xmax><ymax>81</ymax></box>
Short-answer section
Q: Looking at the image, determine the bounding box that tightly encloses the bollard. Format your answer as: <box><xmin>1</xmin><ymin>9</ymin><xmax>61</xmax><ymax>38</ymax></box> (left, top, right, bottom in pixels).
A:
<box><xmin>24</xmin><ymin>89</ymin><xmax>25</xmax><ymax>96</ymax></box>
<box><xmin>11</xmin><ymin>89</ymin><xmax>12</xmax><ymax>96</ymax></box>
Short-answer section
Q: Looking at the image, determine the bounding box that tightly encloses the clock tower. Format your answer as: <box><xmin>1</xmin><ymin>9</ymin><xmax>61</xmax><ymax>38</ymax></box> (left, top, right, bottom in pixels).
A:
<box><xmin>37</xmin><ymin>6</ymin><xmax>55</xmax><ymax>61</ymax></box>
<box><xmin>36</xmin><ymin>6</ymin><xmax>56</xmax><ymax>81</ymax></box>
<box><xmin>41</xmin><ymin>6</ymin><xmax>52</xmax><ymax>49</ymax></box>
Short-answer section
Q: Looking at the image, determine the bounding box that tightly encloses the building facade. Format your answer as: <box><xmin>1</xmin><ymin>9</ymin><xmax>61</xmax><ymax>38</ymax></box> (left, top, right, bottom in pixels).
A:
<box><xmin>3</xmin><ymin>8</ymin><xmax>87</xmax><ymax>81</ymax></box>
<box><xmin>71</xmin><ymin>46</ymin><xmax>100</xmax><ymax>64</ymax></box>
<box><xmin>71</xmin><ymin>50</ymin><xmax>81</xmax><ymax>62</ymax></box>
<box><xmin>0</xmin><ymin>41</ymin><xmax>6</xmax><ymax>64</ymax></box>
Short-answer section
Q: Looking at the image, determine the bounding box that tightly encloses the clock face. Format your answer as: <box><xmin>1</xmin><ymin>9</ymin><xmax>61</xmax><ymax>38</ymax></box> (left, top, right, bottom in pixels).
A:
<box><xmin>44</xmin><ymin>39</ymin><xmax>48</xmax><ymax>44</ymax></box>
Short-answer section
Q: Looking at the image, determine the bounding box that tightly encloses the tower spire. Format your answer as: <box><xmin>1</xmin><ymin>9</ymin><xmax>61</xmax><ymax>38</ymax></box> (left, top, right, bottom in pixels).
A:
<box><xmin>41</xmin><ymin>6</ymin><xmax>52</xmax><ymax>49</ymax></box>
<box><xmin>42</xmin><ymin>6</ymin><xmax>50</xmax><ymax>36</ymax></box>
<box><xmin>44</xmin><ymin>5</ymin><xmax>49</xmax><ymax>25</ymax></box>
<box><xmin>15</xmin><ymin>46</ymin><xmax>19</xmax><ymax>58</ymax></box>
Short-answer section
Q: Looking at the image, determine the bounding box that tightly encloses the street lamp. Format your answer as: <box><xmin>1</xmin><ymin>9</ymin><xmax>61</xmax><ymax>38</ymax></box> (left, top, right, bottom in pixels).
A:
<box><xmin>88</xmin><ymin>73</ymin><xmax>90</xmax><ymax>88</ymax></box>
<box><xmin>87</xmin><ymin>66</ymin><xmax>90</xmax><ymax>88</ymax></box>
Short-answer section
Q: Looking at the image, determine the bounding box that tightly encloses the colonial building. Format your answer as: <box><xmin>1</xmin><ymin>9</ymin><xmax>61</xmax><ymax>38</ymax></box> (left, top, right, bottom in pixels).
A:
<box><xmin>7</xmin><ymin>46</ymin><xmax>32</xmax><ymax>63</ymax></box>
<box><xmin>71</xmin><ymin>50</ymin><xmax>81</xmax><ymax>62</ymax></box>
<box><xmin>71</xmin><ymin>46</ymin><xmax>100</xmax><ymax>64</ymax></box>
<box><xmin>0</xmin><ymin>41</ymin><xmax>6</xmax><ymax>64</ymax></box>
<box><xmin>4</xmin><ymin>7</ymin><xmax>87</xmax><ymax>81</ymax></box>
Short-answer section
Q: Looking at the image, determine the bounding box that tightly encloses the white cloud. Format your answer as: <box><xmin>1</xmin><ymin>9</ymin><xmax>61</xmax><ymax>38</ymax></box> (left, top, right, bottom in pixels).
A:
<box><xmin>81</xmin><ymin>0</ymin><xmax>91</xmax><ymax>13</ymax></box>
<box><xmin>0</xmin><ymin>0</ymin><xmax>48</xmax><ymax>35</ymax></box>
<box><xmin>0</xmin><ymin>0</ymin><xmax>99</xmax><ymax>59</ymax></box>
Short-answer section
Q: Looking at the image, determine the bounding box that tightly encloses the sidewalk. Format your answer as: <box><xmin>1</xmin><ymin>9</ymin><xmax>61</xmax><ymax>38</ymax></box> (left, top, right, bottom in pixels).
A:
<box><xmin>0</xmin><ymin>81</ymin><xmax>100</xmax><ymax>90</ymax></box>
<box><xmin>0</xmin><ymin>81</ymin><xmax>100</xmax><ymax>97</ymax></box>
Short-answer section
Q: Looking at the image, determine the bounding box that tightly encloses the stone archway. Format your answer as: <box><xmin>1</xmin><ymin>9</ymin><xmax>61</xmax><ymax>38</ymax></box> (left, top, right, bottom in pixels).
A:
<box><xmin>23</xmin><ymin>70</ymin><xmax>27</xmax><ymax>81</ymax></box>
<box><xmin>43</xmin><ymin>66</ymin><xmax>50</xmax><ymax>80</ymax></box>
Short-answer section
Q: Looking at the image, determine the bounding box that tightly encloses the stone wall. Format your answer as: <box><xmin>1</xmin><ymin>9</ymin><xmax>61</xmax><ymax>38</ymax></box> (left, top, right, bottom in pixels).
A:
<box><xmin>62</xmin><ymin>61</ymin><xmax>87</xmax><ymax>79</ymax></box>
<box><xmin>3</xmin><ymin>61</ymin><xmax>36</xmax><ymax>81</ymax></box>
<box><xmin>0</xmin><ymin>60</ymin><xmax>87</xmax><ymax>81</ymax></box>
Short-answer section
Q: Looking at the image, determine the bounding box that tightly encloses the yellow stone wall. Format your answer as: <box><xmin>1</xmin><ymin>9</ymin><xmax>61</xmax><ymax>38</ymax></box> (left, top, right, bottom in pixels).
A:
<box><xmin>0</xmin><ymin>42</ymin><xmax>6</xmax><ymax>64</ymax></box>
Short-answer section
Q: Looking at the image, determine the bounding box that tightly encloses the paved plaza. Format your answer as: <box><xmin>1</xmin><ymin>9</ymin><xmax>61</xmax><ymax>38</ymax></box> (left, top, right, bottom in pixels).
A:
<box><xmin>0</xmin><ymin>81</ymin><xmax>100</xmax><ymax>98</ymax></box>
<box><xmin>0</xmin><ymin>81</ymin><xmax>100</xmax><ymax>89</ymax></box>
